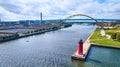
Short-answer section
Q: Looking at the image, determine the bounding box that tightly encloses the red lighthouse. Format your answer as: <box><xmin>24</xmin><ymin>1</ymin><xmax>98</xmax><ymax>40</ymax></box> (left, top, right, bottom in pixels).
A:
<box><xmin>78</xmin><ymin>39</ymin><xmax>83</xmax><ymax>55</ymax></box>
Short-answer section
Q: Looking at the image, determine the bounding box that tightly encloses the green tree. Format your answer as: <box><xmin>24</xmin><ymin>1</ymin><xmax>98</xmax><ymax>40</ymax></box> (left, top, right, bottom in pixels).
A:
<box><xmin>116</xmin><ymin>33</ymin><xmax>120</xmax><ymax>42</ymax></box>
<box><xmin>111</xmin><ymin>33</ymin><xmax>117</xmax><ymax>40</ymax></box>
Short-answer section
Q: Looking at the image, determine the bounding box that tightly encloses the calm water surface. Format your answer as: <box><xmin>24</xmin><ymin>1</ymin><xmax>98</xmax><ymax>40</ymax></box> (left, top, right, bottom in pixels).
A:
<box><xmin>0</xmin><ymin>24</ymin><xmax>119</xmax><ymax>67</ymax></box>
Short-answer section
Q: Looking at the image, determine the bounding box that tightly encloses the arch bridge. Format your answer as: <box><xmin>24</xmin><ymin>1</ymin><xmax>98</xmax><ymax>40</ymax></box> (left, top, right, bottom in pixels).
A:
<box><xmin>62</xmin><ymin>14</ymin><xmax>104</xmax><ymax>28</ymax></box>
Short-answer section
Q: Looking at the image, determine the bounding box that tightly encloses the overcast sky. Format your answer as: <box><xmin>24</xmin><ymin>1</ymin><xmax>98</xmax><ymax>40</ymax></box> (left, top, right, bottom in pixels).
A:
<box><xmin>0</xmin><ymin>0</ymin><xmax>120</xmax><ymax>21</ymax></box>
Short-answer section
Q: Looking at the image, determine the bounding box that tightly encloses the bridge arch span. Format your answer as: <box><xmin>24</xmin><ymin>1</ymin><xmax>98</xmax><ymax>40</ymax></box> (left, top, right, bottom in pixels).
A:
<box><xmin>63</xmin><ymin>14</ymin><xmax>103</xmax><ymax>28</ymax></box>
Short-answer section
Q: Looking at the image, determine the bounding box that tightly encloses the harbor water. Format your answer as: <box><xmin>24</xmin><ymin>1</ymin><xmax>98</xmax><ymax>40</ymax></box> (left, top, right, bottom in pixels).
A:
<box><xmin>0</xmin><ymin>24</ymin><xmax>119</xmax><ymax>67</ymax></box>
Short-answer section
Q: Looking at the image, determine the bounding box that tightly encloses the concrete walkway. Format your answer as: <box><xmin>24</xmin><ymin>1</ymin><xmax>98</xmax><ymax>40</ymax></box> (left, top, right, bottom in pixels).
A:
<box><xmin>71</xmin><ymin>31</ymin><xmax>94</xmax><ymax>61</ymax></box>
<box><xmin>71</xmin><ymin>39</ymin><xmax>91</xmax><ymax>61</ymax></box>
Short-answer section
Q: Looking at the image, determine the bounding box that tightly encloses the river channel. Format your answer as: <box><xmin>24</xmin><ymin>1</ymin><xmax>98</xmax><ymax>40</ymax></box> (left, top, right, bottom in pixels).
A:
<box><xmin>0</xmin><ymin>24</ymin><xmax>119</xmax><ymax>67</ymax></box>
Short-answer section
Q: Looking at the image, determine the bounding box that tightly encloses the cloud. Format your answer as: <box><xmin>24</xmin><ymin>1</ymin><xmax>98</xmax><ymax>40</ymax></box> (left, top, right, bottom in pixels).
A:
<box><xmin>0</xmin><ymin>0</ymin><xmax>120</xmax><ymax>21</ymax></box>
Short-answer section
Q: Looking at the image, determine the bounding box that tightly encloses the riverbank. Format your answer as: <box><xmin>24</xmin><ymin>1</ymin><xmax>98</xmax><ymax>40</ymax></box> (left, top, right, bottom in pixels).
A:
<box><xmin>90</xmin><ymin>29</ymin><xmax>120</xmax><ymax>47</ymax></box>
<box><xmin>0</xmin><ymin>29</ymin><xmax>56</xmax><ymax>43</ymax></box>
<box><xmin>91</xmin><ymin>43</ymin><xmax>120</xmax><ymax>49</ymax></box>
<box><xmin>0</xmin><ymin>24</ymin><xmax>72</xmax><ymax>43</ymax></box>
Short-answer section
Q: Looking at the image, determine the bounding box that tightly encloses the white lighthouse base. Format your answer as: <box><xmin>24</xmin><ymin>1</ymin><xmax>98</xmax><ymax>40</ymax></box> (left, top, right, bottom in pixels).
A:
<box><xmin>71</xmin><ymin>51</ymin><xmax>85</xmax><ymax>61</ymax></box>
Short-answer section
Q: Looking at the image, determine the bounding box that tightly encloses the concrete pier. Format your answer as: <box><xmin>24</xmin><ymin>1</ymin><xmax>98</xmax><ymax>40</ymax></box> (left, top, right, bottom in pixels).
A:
<box><xmin>71</xmin><ymin>39</ymin><xmax>91</xmax><ymax>61</ymax></box>
<box><xmin>71</xmin><ymin>31</ymin><xmax>94</xmax><ymax>61</ymax></box>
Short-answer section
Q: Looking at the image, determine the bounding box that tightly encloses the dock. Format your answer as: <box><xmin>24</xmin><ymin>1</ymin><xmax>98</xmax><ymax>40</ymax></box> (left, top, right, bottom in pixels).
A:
<box><xmin>71</xmin><ymin>39</ymin><xmax>91</xmax><ymax>61</ymax></box>
<box><xmin>71</xmin><ymin>31</ymin><xmax>94</xmax><ymax>61</ymax></box>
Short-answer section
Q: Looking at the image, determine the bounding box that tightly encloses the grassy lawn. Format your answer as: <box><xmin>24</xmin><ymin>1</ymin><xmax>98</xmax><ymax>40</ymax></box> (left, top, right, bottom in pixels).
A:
<box><xmin>90</xmin><ymin>29</ymin><xmax>120</xmax><ymax>47</ymax></box>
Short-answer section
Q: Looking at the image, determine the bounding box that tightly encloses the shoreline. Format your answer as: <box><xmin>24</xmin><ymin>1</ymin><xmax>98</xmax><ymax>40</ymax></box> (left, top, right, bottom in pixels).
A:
<box><xmin>91</xmin><ymin>43</ymin><xmax>120</xmax><ymax>49</ymax></box>
<box><xmin>90</xmin><ymin>28</ymin><xmax>120</xmax><ymax>48</ymax></box>
<box><xmin>0</xmin><ymin>25</ymin><xmax>72</xmax><ymax>43</ymax></box>
<box><xmin>0</xmin><ymin>29</ymin><xmax>57</xmax><ymax>43</ymax></box>
<box><xmin>89</xmin><ymin>29</ymin><xmax>120</xmax><ymax>49</ymax></box>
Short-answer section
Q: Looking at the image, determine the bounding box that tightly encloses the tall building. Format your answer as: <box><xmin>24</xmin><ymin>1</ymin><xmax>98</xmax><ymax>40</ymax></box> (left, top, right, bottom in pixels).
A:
<box><xmin>0</xmin><ymin>19</ymin><xmax>1</xmax><ymax>25</ymax></box>
<box><xmin>40</xmin><ymin>12</ymin><xmax>45</xmax><ymax>25</ymax></box>
<box><xmin>40</xmin><ymin>12</ymin><xmax>42</xmax><ymax>23</ymax></box>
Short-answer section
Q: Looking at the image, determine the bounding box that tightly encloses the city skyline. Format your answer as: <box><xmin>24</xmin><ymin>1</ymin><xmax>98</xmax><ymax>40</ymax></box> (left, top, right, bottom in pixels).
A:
<box><xmin>0</xmin><ymin>0</ymin><xmax>120</xmax><ymax>21</ymax></box>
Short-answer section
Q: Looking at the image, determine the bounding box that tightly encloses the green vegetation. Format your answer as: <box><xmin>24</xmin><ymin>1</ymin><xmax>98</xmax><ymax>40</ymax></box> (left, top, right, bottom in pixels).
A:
<box><xmin>117</xmin><ymin>33</ymin><xmax>120</xmax><ymax>41</ymax></box>
<box><xmin>90</xmin><ymin>28</ymin><xmax>120</xmax><ymax>47</ymax></box>
<box><xmin>0</xmin><ymin>34</ymin><xmax>19</xmax><ymax>41</ymax></box>
<box><xmin>111</xmin><ymin>33</ymin><xmax>117</xmax><ymax>40</ymax></box>
<box><xmin>106</xmin><ymin>26</ymin><xmax>120</xmax><ymax>42</ymax></box>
